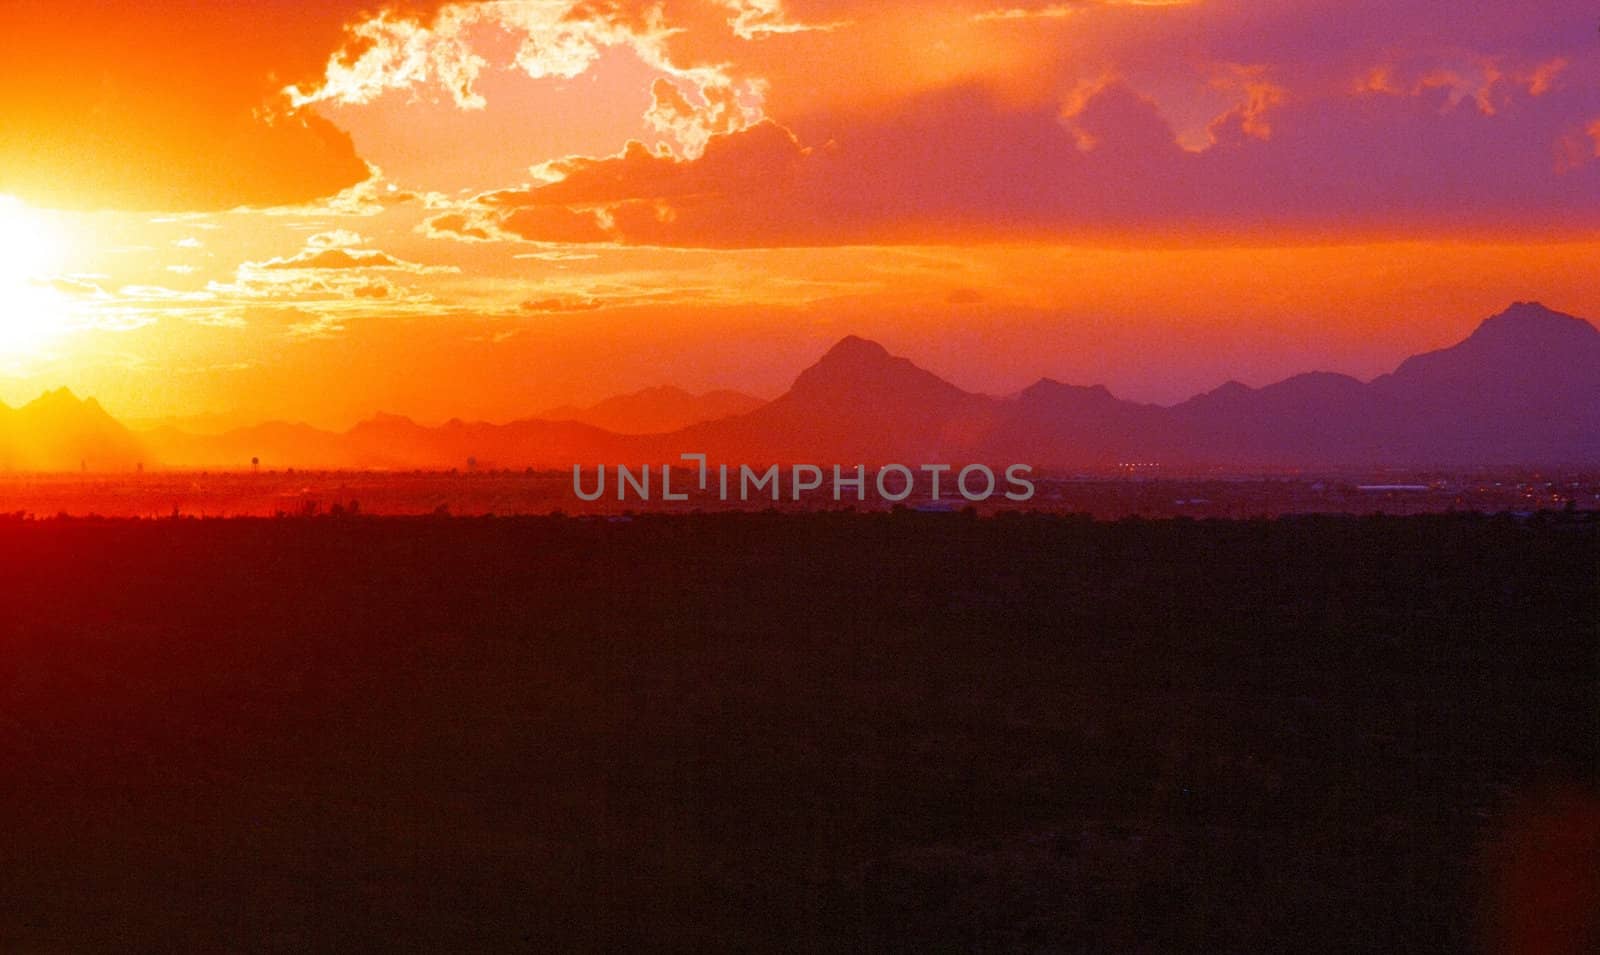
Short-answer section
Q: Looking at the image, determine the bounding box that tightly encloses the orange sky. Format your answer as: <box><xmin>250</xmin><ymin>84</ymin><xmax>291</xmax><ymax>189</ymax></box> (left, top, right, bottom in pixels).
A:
<box><xmin>1</xmin><ymin>0</ymin><xmax>1596</xmax><ymax>426</ymax></box>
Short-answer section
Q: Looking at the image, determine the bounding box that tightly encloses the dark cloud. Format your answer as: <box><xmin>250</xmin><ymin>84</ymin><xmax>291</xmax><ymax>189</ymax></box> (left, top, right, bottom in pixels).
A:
<box><xmin>451</xmin><ymin>79</ymin><xmax>1600</xmax><ymax>246</ymax></box>
<box><xmin>0</xmin><ymin>1</ymin><xmax>459</xmax><ymax>210</ymax></box>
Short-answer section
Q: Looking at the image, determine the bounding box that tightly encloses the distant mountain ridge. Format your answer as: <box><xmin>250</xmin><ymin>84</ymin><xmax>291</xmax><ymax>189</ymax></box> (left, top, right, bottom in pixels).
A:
<box><xmin>674</xmin><ymin>301</ymin><xmax>1599</xmax><ymax>468</ymax></box>
<box><xmin>539</xmin><ymin>386</ymin><xmax>764</xmax><ymax>434</ymax></box>
<box><xmin>0</xmin><ymin>388</ymin><xmax>145</xmax><ymax>471</ymax></box>
<box><xmin>6</xmin><ymin>301</ymin><xmax>1598</xmax><ymax>471</ymax></box>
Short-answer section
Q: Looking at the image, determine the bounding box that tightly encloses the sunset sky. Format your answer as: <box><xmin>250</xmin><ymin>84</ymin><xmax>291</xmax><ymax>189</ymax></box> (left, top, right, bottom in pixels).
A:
<box><xmin>1</xmin><ymin>0</ymin><xmax>1597</xmax><ymax>427</ymax></box>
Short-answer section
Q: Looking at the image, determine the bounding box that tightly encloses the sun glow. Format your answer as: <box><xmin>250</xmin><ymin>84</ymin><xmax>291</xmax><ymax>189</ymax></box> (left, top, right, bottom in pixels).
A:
<box><xmin>0</xmin><ymin>195</ymin><xmax>74</xmax><ymax>359</ymax></box>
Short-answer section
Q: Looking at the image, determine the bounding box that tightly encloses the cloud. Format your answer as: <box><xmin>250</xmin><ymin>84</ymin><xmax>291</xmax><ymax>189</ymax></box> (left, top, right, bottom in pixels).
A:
<box><xmin>136</xmin><ymin>233</ymin><xmax>464</xmax><ymax>327</ymax></box>
<box><xmin>422</xmin><ymin>204</ymin><xmax>613</xmax><ymax>244</ymax></box>
<box><xmin>257</xmin><ymin>248</ymin><xmax>418</xmax><ymax>271</ymax></box>
<box><xmin>290</xmin><ymin>1</ymin><xmax>771</xmax><ymax>157</ymax></box>
<box><xmin>644</xmin><ymin>78</ymin><xmax>762</xmax><ymax>157</ymax></box>
<box><xmin>1203</xmin><ymin>63</ymin><xmax>1285</xmax><ymax>142</ymax></box>
<box><xmin>528</xmin><ymin>121</ymin><xmax>812</xmax><ymax>205</ymax></box>
<box><xmin>705</xmin><ymin>0</ymin><xmax>1600</xmax><ymax>154</ymax></box>
<box><xmin>419</xmin><ymin>213</ymin><xmax>498</xmax><ymax>242</ymax></box>
<box><xmin>1557</xmin><ymin>118</ymin><xmax>1600</xmax><ymax>173</ymax></box>
<box><xmin>285</xmin><ymin>5</ymin><xmax>491</xmax><ymax>110</ymax></box>
<box><xmin>972</xmin><ymin>0</ymin><xmax>1193</xmax><ymax>21</ymax></box>
<box><xmin>519</xmin><ymin>297</ymin><xmax>606</xmax><ymax>313</ymax></box>
<box><xmin>720</xmin><ymin>0</ymin><xmax>849</xmax><ymax>38</ymax></box>
<box><xmin>259</xmin><ymin>168</ymin><xmax>425</xmax><ymax>217</ymax></box>
<box><xmin>242</xmin><ymin>230</ymin><xmax>454</xmax><ymax>274</ymax></box>
<box><xmin>0</xmin><ymin>0</ymin><xmax>429</xmax><ymax>210</ymax></box>
<box><xmin>306</xmin><ymin>230</ymin><xmax>367</xmax><ymax>250</ymax></box>
<box><xmin>6</xmin><ymin>0</ymin><xmax>1596</xmax><ymax>236</ymax></box>
<box><xmin>512</xmin><ymin>249</ymin><xmax>602</xmax><ymax>261</ymax></box>
<box><xmin>46</xmin><ymin>277</ymin><xmax>110</xmax><ymax>299</ymax></box>
<box><xmin>443</xmin><ymin>77</ymin><xmax>1600</xmax><ymax>247</ymax></box>
<box><xmin>287</xmin><ymin>312</ymin><xmax>350</xmax><ymax>340</ymax></box>
<box><xmin>225</xmin><ymin>228</ymin><xmax>454</xmax><ymax>281</ymax></box>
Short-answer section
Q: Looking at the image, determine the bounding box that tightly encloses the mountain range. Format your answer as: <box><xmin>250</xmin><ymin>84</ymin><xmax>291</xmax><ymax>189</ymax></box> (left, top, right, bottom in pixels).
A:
<box><xmin>2</xmin><ymin>301</ymin><xmax>1596</xmax><ymax>472</ymax></box>
<box><xmin>0</xmin><ymin>389</ymin><xmax>146</xmax><ymax>472</ymax></box>
<box><xmin>539</xmin><ymin>386</ymin><xmax>765</xmax><ymax>434</ymax></box>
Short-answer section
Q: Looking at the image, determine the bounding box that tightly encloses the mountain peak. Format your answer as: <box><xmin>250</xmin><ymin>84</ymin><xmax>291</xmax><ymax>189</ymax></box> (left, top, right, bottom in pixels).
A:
<box><xmin>352</xmin><ymin>412</ymin><xmax>422</xmax><ymax>431</ymax></box>
<box><xmin>786</xmin><ymin>335</ymin><xmax>972</xmax><ymax>408</ymax></box>
<box><xmin>1500</xmin><ymin>300</ymin><xmax>1560</xmax><ymax>318</ymax></box>
<box><xmin>1019</xmin><ymin>378</ymin><xmax>1116</xmax><ymax>402</ymax></box>
<box><xmin>819</xmin><ymin>335</ymin><xmax>892</xmax><ymax>364</ymax></box>
<box><xmin>538</xmin><ymin>385</ymin><xmax>765</xmax><ymax>434</ymax></box>
<box><xmin>1204</xmin><ymin>380</ymin><xmax>1255</xmax><ymax>399</ymax></box>
<box><xmin>21</xmin><ymin>388</ymin><xmax>113</xmax><ymax>419</ymax></box>
<box><xmin>1</xmin><ymin>388</ymin><xmax>144</xmax><ymax>471</ymax></box>
<box><xmin>1469</xmin><ymin>301</ymin><xmax>1598</xmax><ymax>345</ymax></box>
<box><xmin>29</xmin><ymin>387</ymin><xmax>83</xmax><ymax>406</ymax></box>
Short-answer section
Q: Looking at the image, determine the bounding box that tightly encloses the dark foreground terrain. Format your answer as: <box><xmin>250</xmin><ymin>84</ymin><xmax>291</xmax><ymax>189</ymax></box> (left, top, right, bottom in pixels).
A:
<box><xmin>0</xmin><ymin>512</ymin><xmax>1594</xmax><ymax>952</ymax></box>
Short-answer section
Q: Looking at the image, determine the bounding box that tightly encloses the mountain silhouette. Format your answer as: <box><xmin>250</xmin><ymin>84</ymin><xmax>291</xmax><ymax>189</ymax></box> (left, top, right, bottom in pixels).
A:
<box><xmin>343</xmin><ymin>413</ymin><xmax>633</xmax><ymax>469</ymax></box>
<box><xmin>23</xmin><ymin>301</ymin><xmax>1600</xmax><ymax>471</ymax></box>
<box><xmin>141</xmin><ymin>390</ymin><xmax>763</xmax><ymax>469</ymax></box>
<box><xmin>672</xmin><ymin>335</ymin><xmax>993</xmax><ymax>463</ymax></box>
<box><xmin>539</xmin><ymin>386</ymin><xmax>764</xmax><ymax>434</ymax></box>
<box><xmin>0</xmin><ymin>388</ymin><xmax>146</xmax><ymax>471</ymax></box>
<box><xmin>1361</xmin><ymin>301</ymin><xmax>1600</xmax><ymax>464</ymax></box>
<box><xmin>1379</xmin><ymin>301</ymin><xmax>1599</xmax><ymax>403</ymax></box>
<box><xmin>679</xmin><ymin>302</ymin><xmax>1600</xmax><ymax>468</ymax></box>
<box><xmin>144</xmin><ymin>412</ymin><xmax>635</xmax><ymax>470</ymax></box>
<box><xmin>1163</xmin><ymin>372</ymin><xmax>1394</xmax><ymax>465</ymax></box>
<box><xmin>787</xmin><ymin>336</ymin><xmax>968</xmax><ymax>408</ymax></box>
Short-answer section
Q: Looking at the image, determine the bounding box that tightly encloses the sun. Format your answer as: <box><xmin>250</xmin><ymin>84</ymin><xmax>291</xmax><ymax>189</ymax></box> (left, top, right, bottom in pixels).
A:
<box><xmin>0</xmin><ymin>195</ymin><xmax>74</xmax><ymax>358</ymax></box>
